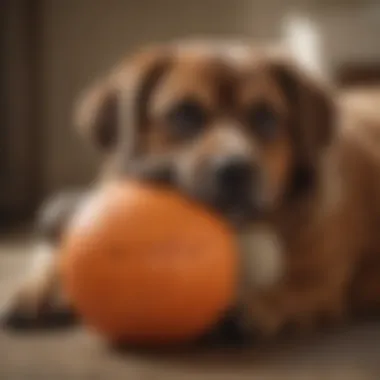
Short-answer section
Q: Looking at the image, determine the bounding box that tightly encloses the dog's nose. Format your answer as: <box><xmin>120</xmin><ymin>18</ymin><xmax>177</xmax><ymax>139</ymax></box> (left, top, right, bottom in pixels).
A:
<box><xmin>213</xmin><ymin>156</ymin><xmax>253</xmax><ymax>195</ymax></box>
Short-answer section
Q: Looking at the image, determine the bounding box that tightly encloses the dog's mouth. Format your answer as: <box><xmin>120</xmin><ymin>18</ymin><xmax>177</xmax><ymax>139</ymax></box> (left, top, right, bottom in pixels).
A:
<box><xmin>126</xmin><ymin>157</ymin><xmax>264</xmax><ymax>226</ymax></box>
<box><xmin>213</xmin><ymin>197</ymin><xmax>263</xmax><ymax>227</ymax></box>
<box><xmin>206</xmin><ymin>175</ymin><xmax>265</xmax><ymax>227</ymax></box>
<box><xmin>190</xmin><ymin>183</ymin><xmax>263</xmax><ymax>227</ymax></box>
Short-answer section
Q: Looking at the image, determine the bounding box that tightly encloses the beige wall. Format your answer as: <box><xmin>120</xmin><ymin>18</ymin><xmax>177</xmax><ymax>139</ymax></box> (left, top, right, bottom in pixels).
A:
<box><xmin>40</xmin><ymin>0</ymin><xmax>380</xmax><ymax>195</ymax></box>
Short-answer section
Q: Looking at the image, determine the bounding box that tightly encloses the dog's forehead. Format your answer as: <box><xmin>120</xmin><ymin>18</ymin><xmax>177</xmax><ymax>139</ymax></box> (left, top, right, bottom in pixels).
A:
<box><xmin>145</xmin><ymin>41</ymin><xmax>293</xmax><ymax>114</ymax></box>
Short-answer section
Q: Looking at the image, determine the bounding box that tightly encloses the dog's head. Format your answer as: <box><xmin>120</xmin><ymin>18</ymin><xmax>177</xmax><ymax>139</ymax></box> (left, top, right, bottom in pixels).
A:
<box><xmin>74</xmin><ymin>41</ymin><xmax>335</xmax><ymax>225</ymax></box>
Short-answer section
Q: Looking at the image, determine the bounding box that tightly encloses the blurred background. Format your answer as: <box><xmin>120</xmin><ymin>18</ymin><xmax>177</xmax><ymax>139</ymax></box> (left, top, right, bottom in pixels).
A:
<box><xmin>2</xmin><ymin>0</ymin><xmax>380</xmax><ymax>227</ymax></box>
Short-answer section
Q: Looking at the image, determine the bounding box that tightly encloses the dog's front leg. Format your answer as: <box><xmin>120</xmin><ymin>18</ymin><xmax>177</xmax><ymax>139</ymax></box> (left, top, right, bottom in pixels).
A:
<box><xmin>1</xmin><ymin>192</ymin><xmax>84</xmax><ymax>330</ymax></box>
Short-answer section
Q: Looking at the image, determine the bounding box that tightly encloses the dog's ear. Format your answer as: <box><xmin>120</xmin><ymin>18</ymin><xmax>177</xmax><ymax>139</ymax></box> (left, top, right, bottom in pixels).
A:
<box><xmin>270</xmin><ymin>59</ymin><xmax>336</xmax><ymax>195</ymax></box>
<box><xmin>74</xmin><ymin>48</ymin><xmax>170</xmax><ymax>155</ymax></box>
<box><xmin>74</xmin><ymin>79</ymin><xmax>117</xmax><ymax>151</ymax></box>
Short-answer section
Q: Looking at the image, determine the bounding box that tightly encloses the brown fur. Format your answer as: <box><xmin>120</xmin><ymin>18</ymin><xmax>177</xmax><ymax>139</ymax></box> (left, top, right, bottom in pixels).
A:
<box><xmin>3</xmin><ymin>41</ymin><xmax>380</xmax><ymax>339</ymax></box>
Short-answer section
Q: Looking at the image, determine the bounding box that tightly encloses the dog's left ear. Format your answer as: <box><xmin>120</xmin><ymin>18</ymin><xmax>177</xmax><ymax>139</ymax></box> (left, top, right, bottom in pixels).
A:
<box><xmin>270</xmin><ymin>59</ymin><xmax>336</xmax><ymax>195</ymax></box>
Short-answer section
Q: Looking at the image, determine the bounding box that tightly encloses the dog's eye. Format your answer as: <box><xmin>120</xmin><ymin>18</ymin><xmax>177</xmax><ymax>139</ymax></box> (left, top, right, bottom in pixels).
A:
<box><xmin>166</xmin><ymin>100</ymin><xmax>207</xmax><ymax>138</ymax></box>
<box><xmin>246</xmin><ymin>103</ymin><xmax>278</xmax><ymax>140</ymax></box>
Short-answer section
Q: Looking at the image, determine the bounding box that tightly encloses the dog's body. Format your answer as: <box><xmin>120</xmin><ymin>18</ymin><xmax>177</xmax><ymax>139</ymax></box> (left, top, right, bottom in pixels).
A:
<box><xmin>3</xmin><ymin>41</ymin><xmax>380</xmax><ymax>339</ymax></box>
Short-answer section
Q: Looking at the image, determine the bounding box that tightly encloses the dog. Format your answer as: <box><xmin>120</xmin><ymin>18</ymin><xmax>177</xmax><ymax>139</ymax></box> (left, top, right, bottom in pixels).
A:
<box><xmin>2</xmin><ymin>39</ymin><xmax>380</xmax><ymax>341</ymax></box>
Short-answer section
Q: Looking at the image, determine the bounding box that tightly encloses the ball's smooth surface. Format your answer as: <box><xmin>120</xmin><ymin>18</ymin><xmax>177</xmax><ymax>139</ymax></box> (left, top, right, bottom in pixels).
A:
<box><xmin>60</xmin><ymin>181</ymin><xmax>238</xmax><ymax>345</ymax></box>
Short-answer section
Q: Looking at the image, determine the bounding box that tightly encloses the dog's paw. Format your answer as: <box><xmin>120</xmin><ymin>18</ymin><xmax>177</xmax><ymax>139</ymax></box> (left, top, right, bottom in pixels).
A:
<box><xmin>1</xmin><ymin>304</ymin><xmax>77</xmax><ymax>331</ymax></box>
<box><xmin>0</xmin><ymin>287</ymin><xmax>77</xmax><ymax>332</ymax></box>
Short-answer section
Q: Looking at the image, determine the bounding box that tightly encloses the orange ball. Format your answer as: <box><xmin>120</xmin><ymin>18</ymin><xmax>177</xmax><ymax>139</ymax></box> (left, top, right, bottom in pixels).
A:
<box><xmin>60</xmin><ymin>181</ymin><xmax>238</xmax><ymax>345</ymax></box>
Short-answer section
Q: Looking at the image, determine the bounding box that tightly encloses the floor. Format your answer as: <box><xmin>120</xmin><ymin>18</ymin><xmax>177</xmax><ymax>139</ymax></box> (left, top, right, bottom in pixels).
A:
<box><xmin>1</xmin><ymin>230</ymin><xmax>380</xmax><ymax>380</ymax></box>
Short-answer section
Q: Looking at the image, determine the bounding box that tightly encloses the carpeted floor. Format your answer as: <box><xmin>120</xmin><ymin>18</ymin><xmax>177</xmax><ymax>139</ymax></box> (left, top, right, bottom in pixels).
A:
<box><xmin>1</xmin><ymin>229</ymin><xmax>380</xmax><ymax>380</ymax></box>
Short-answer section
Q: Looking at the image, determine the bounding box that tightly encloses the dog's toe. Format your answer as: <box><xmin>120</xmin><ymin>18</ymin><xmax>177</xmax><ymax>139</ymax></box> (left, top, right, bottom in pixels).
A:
<box><xmin>1</xmin><ymin>303</ymin><xmax>77</xmax><ymax>332</ymax></box>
